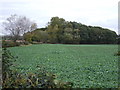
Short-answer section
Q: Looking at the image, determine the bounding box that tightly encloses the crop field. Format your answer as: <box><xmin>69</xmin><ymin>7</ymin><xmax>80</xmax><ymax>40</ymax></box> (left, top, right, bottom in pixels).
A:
<box><xmin>9</xmin><ymin>44</ymin><xmax>118</xmax><ymax>88</ymax></box>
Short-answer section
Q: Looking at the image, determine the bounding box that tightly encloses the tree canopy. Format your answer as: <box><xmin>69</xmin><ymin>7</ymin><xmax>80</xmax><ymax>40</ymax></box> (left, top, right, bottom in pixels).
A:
<box><xmin>3</xmin><ymin>15</ymin><xmax>117</xmax><ymax>44</ymax></box>
<box><xmin>24</xmin><ymin>16</ymin><xmax>117</xmax><ymax>44</ymax></box>
<box><xmin>3</xmin><ymin>14</ymin><xmax>37</xmax><ymax>42</ymax></box>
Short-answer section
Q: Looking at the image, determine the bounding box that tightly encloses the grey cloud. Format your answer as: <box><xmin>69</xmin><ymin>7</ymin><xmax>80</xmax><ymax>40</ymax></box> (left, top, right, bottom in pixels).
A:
<box><xmin>0</xmin><ymin>0</ymin><xmax>119</xmax><ymax>35</ymax></box>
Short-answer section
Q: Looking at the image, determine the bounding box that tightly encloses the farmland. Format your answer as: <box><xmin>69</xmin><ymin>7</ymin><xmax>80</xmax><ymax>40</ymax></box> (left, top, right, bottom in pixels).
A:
<box><xmin>8</xmin><ymin>44</ymin><xmax>118</xmax><ymax>88</ymax></box>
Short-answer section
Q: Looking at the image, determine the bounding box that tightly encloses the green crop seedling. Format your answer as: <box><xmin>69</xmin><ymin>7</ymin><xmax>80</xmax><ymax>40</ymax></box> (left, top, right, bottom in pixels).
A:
<box><xmin>9</xmin><ymin>44</ymin><xmax>118</xmax><ymax>88</ymax></box>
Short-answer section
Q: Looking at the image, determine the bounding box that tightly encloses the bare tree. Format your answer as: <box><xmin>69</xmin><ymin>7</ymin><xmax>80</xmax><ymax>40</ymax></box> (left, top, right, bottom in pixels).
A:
<box><xmin>3</xmin><ymin>14</ymin><xmax>37</xmax><ymax>42</ymax></box>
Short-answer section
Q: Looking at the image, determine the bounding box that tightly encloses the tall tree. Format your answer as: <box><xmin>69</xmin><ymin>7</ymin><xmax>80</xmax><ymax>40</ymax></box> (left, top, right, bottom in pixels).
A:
<box><xmin>3</xmin><ymin>14</ymin><xmax>37</xmax><ymax>42</ymax></box>
<box><xmin>47</xmin><ymin>17</ymin><xmax>66</xmax><ymax>43</ymax></box>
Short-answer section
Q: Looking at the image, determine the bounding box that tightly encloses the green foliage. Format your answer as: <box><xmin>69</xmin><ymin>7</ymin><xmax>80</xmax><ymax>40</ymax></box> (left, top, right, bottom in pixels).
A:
<box><xmin>3</xmin><ymin>68</ymin><xmax>73</xmax><ymax>88</ymax></box>
<box><xmin>23</xmin><ymin>41</ymin><xmax>30</xmax><ymax>45</ymax></box>
<box><xmin>24</xmin><ymin>29</ymin><xmax>49</xmax><ymax>43</ymax></box>
<box><xmin>24</xmin><ymin>17</ymin><xmax>117</xmax><ymax>44</ymax></box>
<box><xmin>2</xmin><ymin>48</ymin><xmax>15</xmax><ymax>71</ymax></box>
<box><xmin>117</xmin><ymin>35</ymin><xmax>120</xmax><ymax>44</ymax></box>
<box><xmin>114</xmin><ymin>51</ymin><xmax>120</xmax><ymax>56</ymax></box>
<box><xmin>62</xmin><ymin>28</ymin><xmax>73</xmax><ymax>43</ymax></box>
<box><xmin>2</xmin><ymin>48</ymin><xmax>73</xmax><ymax>88</ymax></box>
<box><xmin>2</xmin><ymin>48</ymin><xmax>16</xmax><ymax>88</ymax></box>
<box><xmin>23</xmin><ymin>32</ymin><xmax>33</xmax><ymax>43</ymax></box>
<box><xmin>9</xmin><ymin>44</ymin><xmax>118</xmax><ymax>88</ymax></box>
<box><xmin>46</xmin><ymin>17</ymin><xmax>81</xmax><ymax>44</ymax></box>
<box><xmin>47</xmin><ymin>24</ymin><xmax>61</xmax><ymax>43</ymax></box>
<box><xmin>33</xmin><ymin>30</ymin><xmax>48</xmax><ymax>43</ymax></box>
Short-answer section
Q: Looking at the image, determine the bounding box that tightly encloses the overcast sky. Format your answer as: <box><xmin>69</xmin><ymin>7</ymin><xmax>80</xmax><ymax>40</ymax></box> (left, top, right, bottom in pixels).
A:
<box><xmin>0</xmin><ymin>0</ymin><xmax>119</xmax><ymax>35</ymax></box>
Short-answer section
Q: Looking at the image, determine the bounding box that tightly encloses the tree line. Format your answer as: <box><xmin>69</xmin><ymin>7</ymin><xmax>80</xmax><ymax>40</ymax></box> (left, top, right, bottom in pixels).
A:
<box><xmin>3</xmin><ymin>15</ymin><xmax>118</xmax><ymax>44</ymax></box>
<box><xmin>24</xmin><ymin>17</ymin><xmax>118</xmax><ymax>44</ymax></box>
